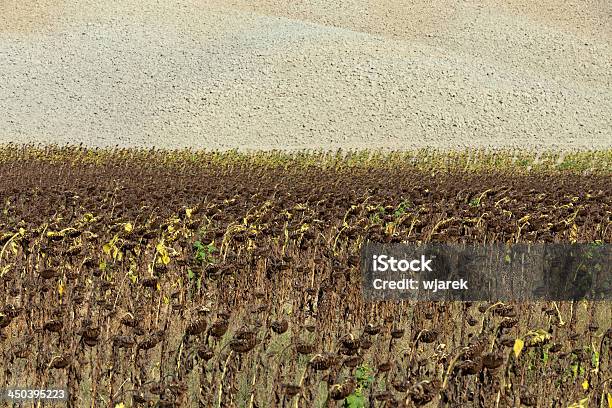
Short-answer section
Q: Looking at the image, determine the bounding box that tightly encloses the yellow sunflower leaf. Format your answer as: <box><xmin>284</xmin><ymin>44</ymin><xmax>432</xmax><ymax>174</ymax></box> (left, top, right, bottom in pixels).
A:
<box><xmin>513</xmin><ymin>338</ymin><xmax>524</xmax><ymax>358</ymax></box>
<box><xmin>161</xmin><ymin>253</ymin><xmax>170</xmax><ymax>265</ymax></box>
<box><xmin>567</xmin><ymin>397</ymin><xmax>589</xmax><ymax>408</ymax></box>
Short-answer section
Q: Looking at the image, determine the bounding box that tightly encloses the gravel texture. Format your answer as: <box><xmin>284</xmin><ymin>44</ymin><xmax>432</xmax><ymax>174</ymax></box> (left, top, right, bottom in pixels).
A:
<box><xmin>1</xmin><ymin>0</ymin><xmax>611</xmax><ymax>150</ymax></box>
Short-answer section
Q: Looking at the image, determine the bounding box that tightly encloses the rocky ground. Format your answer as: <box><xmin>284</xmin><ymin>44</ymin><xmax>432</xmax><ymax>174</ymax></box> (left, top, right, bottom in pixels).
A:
<box><xmin>1</xmin><ymin>0</ymin><xmax>610</xmax><ymax>150</ymax></box>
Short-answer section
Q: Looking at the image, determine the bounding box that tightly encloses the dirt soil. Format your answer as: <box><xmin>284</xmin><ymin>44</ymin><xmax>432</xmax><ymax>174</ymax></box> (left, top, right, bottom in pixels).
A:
<box><xmin>0</xmin><ymin>0</ymin><xmax>610</xmax><ymax>150</ymax></box>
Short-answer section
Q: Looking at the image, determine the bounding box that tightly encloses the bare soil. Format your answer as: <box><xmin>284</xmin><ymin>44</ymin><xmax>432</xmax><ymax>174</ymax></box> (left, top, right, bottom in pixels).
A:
<box><xmin>1</xmin><ymin>0</ymin><xmax>610</xmax><ymax>150</ymax></box>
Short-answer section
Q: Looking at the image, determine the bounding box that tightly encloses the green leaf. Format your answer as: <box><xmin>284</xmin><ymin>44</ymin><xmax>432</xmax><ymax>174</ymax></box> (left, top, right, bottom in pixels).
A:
<box><xmin>344</xmin><ymin>393</ymin><xmax>366</xmax><ymax>408</ymax></box>
<box><xmin>542</xmin><ymin>347</ymin><xmax>549</xmax><ymax>364</ymax></box>
<box><xmin>591</xmin><ymin>350</ymin><xmax>600</xmax><ymax>370</ymax></box>
<box><xmin>571</xmin><ymin>363</ymin><xmax>579</xmax><ymax>378</ymax></box>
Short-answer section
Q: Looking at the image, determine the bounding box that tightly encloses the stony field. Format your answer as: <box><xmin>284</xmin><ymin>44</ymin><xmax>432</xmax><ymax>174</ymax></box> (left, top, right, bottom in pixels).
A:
<box><xmin>1</xmin><ymin>0</ymin><xmax>611</xmax><ymax>150</ymax></box>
